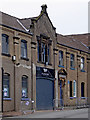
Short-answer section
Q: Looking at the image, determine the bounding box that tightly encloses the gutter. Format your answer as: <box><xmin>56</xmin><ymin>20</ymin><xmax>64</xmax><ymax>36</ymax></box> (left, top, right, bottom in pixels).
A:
<box><xmin>0</xmin><ymin>24</ymin><xmax>33</xmax><ymax>36</ymax></box>
<box><xmin>57</xmin><ymin>42</ymin><xmax>90</xmax><ymax>54</ymax></box>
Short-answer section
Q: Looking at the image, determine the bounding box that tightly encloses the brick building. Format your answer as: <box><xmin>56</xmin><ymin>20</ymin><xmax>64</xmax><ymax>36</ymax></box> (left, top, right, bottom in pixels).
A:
<box><xmin>0</xmin><ymin>4</ymin><xmax>89</xmax><ymax>112</ymax></box>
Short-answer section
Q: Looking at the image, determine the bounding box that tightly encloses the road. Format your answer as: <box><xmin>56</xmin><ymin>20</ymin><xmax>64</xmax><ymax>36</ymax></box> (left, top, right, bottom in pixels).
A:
<box><xmin>8</xmin><ymin>108</ymin><xmax>89</xmax><ymax>118</ymax></box>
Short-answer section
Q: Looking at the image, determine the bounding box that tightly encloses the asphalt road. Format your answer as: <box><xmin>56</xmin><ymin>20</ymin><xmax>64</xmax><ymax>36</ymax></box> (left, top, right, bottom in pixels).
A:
<box><xmin>10</xmin><ymin>108</ymin><xmax>89</xmax><ymax>118</ymax></box>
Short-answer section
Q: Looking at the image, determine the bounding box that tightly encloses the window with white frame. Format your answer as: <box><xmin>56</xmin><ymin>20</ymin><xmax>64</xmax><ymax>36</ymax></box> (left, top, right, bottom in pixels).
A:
<box><xmin>73</xmin><ymin>80</ymin><xmax>76</xmax><ymax>97</ymax></box>
<box><xmin>59</xmin><ymin>51</ymin><xmax>63</xmax><ymax>66</ymax></box>
<box><xmin>81</xmin><ymin>57</ymin><xmax>84</xmax><ymax>70</ymax></box>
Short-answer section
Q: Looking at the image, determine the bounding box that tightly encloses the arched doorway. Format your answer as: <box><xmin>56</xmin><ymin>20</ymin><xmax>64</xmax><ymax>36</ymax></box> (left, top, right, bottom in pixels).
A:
<box><xmin>58</xmin><ymin>69</ymin><xmax>67</xmax><ymax>107</ymax></box>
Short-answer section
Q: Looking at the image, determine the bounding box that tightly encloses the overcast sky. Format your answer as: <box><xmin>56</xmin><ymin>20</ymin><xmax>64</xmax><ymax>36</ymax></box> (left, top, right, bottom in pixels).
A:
<box><xmin>0</xmin><ymin>0</ymin><xmax>89</xmax><ymax>35</ymax></box>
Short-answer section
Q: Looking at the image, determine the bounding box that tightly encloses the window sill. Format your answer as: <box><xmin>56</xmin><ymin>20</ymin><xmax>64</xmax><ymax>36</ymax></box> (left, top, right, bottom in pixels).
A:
<box><xmin>58</xmin><ymin>65</ymin><xmax>64</xmax><ymax>68</ymax></box>
<box><xmin>21</xmin><ymin>98</ymin><xmax>30</xmax><ymax>101</ymax></box>
<box><xmin>37</xmin><ymin>61</ymin><xmax>52</xmax><ymax>66</ymax></box>
<box><xmin>81</xmin><ymin>97</ymin><xmax>86</xmax><ymax>99</ymax></box>
<box><xmin>21</xmin><ymin>57</ymin><xmax>29</xmax><ymax>61</ymax></box>
<box><xmin>70</xmin><ymin>68</ymin><xmax>75</xmax><ymax>70</ymax></box>
<box><xmin>2</xmin><ymin>53</ymin><xmax>11</xmax><ymax>57</ymax></box>
<box><xmin>81</xmin><ymin>70</ymin><xmax>85</xmax><ymax>72</ymax></box>
<box><xmin>3</xmin><ymin>98</ymin><xmax>12</xmax><ymax>101</ymax></box>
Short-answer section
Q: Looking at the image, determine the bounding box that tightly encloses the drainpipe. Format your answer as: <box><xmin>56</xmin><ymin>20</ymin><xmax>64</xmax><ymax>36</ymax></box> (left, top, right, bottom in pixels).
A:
<box><xmin>1</xmin><ymin>67</ymin><xmax>4</xmax><ymax>113</ymax></box>
<box><xmin>77</xmin><ymin>53</ymin><xmax>79</xmax><ymax>107</ymax></box>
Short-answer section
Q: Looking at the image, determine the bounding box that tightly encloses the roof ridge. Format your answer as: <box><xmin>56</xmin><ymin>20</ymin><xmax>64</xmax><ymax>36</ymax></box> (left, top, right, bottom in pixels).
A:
<box><xmin>0</xmin><ymin>11</ymin><xmax>20</xmax><ymax>19</ymax></box>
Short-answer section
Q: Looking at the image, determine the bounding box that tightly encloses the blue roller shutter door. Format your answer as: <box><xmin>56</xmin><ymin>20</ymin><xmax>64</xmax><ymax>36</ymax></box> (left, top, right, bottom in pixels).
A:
<box><xmin>36</xmin><ymin>78</ymin><xmax>54</xmax><ymax>110</ymax></box>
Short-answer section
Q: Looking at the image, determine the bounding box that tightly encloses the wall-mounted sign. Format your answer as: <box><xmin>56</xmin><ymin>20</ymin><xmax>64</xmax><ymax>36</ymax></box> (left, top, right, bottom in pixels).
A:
<box><xmin>36</xmin><ymin>66</ymin><xmax>55</xmax><ymax>78</ymax></box>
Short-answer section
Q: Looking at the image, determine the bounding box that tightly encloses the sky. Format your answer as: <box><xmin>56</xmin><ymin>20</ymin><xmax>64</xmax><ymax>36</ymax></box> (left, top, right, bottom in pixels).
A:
<box><xmin>0</xmin><ymin>0</ymin><xmax>89</xmax><ymax>35</ymax></box>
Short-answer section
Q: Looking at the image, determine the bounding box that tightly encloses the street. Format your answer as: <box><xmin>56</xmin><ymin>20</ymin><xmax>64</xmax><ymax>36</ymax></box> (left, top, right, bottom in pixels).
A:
<box><xmin>7</xmin><ymin>108</ymin><xmax>88</xmax><ymax>118</ymax></box>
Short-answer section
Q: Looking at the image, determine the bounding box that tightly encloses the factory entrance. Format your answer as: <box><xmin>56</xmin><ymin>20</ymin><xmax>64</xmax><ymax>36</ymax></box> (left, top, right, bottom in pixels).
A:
<box><xmin>36</xmin><ymin>66</ymin><xmax>55</xmax><ymax>110</ymax></box>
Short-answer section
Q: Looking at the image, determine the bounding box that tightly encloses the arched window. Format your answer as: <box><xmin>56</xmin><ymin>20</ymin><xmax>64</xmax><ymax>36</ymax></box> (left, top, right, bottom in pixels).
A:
<box><xmin>81</xmin><ymin>82</ymin><xmax>85</xmax><ymax>97</ymax></box>
<box><xmin>3</xmin><ymin>73</ymin><xmax>10</xmax><ymax>98</ymax></box>
<box><xmin>22</xmin><ymin>75</ymin><xmax>28</xmax><ymax>98</ymax></box>
<box><xmin>2</xmin><ymin>34</ymin><xmax>9</xmax><ymax>54</ymax></box>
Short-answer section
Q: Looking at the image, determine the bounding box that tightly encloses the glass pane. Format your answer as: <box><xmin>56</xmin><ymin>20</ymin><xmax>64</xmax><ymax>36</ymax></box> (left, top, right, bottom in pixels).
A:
<box><xmin>21</xmin><ymin>41</ymin><xmax>27</xmax><ymax>58</ymax></box>
<box><xmin>59</xmin><ymin>51</ymin><xmax>63</xmax><ymax>65</ymax></box>
<box><xmin>22</xmin><ymin>76</ymin><xmax>28</xmax><ymax>98</ymax></box>
<box><xmin>3</xmin><ymin>74</ymin><xmax>9</xmax><ymax>98</ymax></box>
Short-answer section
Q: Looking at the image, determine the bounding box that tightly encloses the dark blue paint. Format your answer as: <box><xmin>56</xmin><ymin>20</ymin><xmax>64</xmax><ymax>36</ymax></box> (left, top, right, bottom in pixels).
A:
<box><xmin>60</xmin><ymin>80</ymin><xmax>63</xmax><ymax>106</ymax></box>
<box><xmin>36</xmin><ymin>78</ymin><xmax>54</xmax><ymax>110</ymax></box>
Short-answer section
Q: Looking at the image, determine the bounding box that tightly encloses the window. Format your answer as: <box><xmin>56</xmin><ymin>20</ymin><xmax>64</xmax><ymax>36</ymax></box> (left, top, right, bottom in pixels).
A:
<box><xmin>70</xmin><ymin>81</ymin><xmax>72</xmax><ymax>97</ymax></box>
<box><xmin>81</xmin><ymin>82</ymin><xmax>85</xmax><ymax>97</ymax></box>
<box><xmin>2</xmin><ymin>34</ymin><xmax>9</xmax><ymax>54</ymax></box>
<box><xmin>37</xmin><ymin>40</ymin><xmax>50</xmax><ymax>63</ymax></box>
<box><xmin>81</xmin><ymin>57</ymin><xmax>84</xmax><ymax>70</ymax></box>
<box><xmin>59</xmin><ymin>51</ymin><xmax>63</xmax><ymax>66</ymax></box>
<box><xmin>41</xmin><ymin>43</ymin><xmax>45</xmax><ymax>63</ymax></box>
<box><xmin>37</xmin><ymin>41</ymin><xmax>41</xmax><ymax>62</ymax></box>
<box><xmin>47</xmin><ymin>44</ymin><xmax>50</xmax><ymax>63</ymax></box>
<box><xmin>3</xmin><ymin>73</ymin><xmax>10</xmax><ymax>98</ymax></box>
<box><xmin>73</xmin><ymin>80</ymin><xmax>76</xmax><ymax>97</ymax></box>
<box><xmin>70</xmin><ymin>54</ymin><xmax>75</xmax><ymax>68</ymax></box>
<box><xmin>21</xmin><ymin>40</ymin><xmax>27</xmax><ymax>58</ymax></box>
<box><xmin>22</xmin><ymin>76</ymin><xmax>28</xmax><ymax>98</ymax></box>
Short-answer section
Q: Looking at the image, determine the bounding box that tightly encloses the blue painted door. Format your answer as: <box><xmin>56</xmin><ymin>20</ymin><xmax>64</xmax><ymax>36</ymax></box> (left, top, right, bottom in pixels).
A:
<box><xmin>36</xmin><ymin>78</ymin><xmax>54</xmax><ymax>110</ymax></box>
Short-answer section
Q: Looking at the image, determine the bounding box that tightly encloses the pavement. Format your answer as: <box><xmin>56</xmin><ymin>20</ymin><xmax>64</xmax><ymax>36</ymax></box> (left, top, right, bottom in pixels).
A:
<box><xmin>3</xmin><ymin>108</ymin><xmax>89</xmax><ymax>119</ymax></box>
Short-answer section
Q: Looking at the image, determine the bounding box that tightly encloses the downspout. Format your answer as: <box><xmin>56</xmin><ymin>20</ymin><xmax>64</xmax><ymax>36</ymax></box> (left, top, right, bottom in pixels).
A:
<box><xmin>77</xmin><ymin>52</ymin><xmax>79</xmax><ymax>107</ymax></box>
<box><xmin>13</xmin><ymin>41</ymin><xmax>15</xmax><ymax>111</ymax></box>
<box><xmin>1</xmin><ymin>67</ymin><xmax>4</xmax><ymax>113</ymax></box>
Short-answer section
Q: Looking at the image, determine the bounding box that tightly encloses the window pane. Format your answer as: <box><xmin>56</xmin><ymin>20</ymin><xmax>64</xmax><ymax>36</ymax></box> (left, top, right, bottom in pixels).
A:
<box><xmin>2</xmin><ymin>34</ymin><xmax>9</xmax><ymax>54</ymax></box>
<box><xmin>59</xmin><ymin>51</ymin><xmax>63</xmax><ymax>66</ymax></box>
<box><xmin>73</xmin><ymin>80</ymin><xmax>76</xmax><ymax>97</ymax></box>
<box><xmin>22</xmin><ymin>76</ymin><xmax>28</xmax><ymax>98</ymax></box>
<box><xmin>21</xmin><ymin>40</ymin><xmax>27</xmax><ymax>58</ymax></box>
<box><xmin>48</xmin><ymin>45</ymin><xmax>50</xmax><ymax>63</ymax></box>
<box><xmin>70</xmin><ymin>54</ymin><xmax>74</xmax><ymax>68</ymax></box>
<box><xmin>41</xmin><ymin>43</ymin><xmax>45</xmax><ymax>62</ymax></box>
<box><xmin>81</xmin><ymin>82</ymin><xmax>84</xmax><ymax>97</ymax></box>
<box><xmin>81</xmin><ymin>57</ymin><xmax>84</xmax><ymax>70</ymax></box>
<box><xmin>3</xmin><ymin>74</ymin><xmax>10</xmax><ymax>98</ymax></box>
<box><xmin>70</xmin><ymin>81</ymin><xmax>72</xmax><ymax>97</ymax></box>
